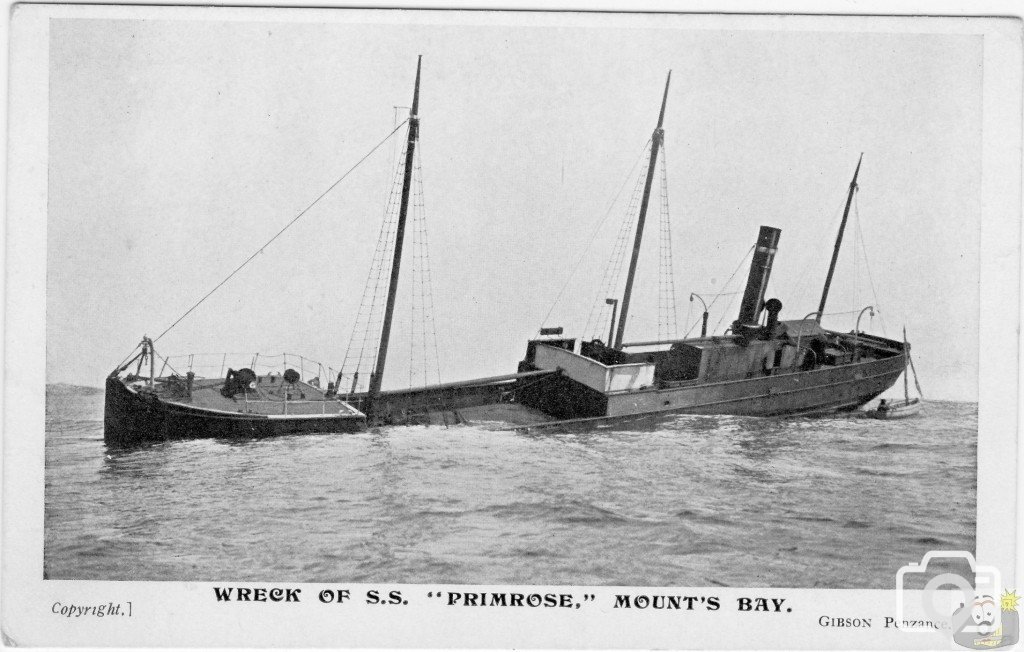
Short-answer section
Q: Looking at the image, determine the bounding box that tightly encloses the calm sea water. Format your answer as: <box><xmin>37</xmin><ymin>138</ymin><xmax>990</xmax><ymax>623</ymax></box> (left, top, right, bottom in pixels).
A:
<box><xmin>44</xmin><ymin>384</ymin><xmax>976</xmax><ymax>587</ymax></box>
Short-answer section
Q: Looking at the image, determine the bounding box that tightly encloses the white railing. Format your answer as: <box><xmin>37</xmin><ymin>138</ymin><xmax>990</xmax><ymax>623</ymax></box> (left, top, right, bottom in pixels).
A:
<box><xmin>156</xmin><ymin>352</ymin><xmax>337</xmax><ymax>387</ymax></box>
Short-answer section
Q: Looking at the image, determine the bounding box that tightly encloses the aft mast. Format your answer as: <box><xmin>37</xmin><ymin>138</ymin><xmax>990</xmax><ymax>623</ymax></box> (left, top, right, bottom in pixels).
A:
<box><xmin>612</xmin><ymin>72</ymin><xmax>671</xmax><ymax>349</ymax></box>
<box><xmin>367</xmin><ymin>56</ymin><xmax>422</xmax><ymax>409</ymax></box>
<box><xmin>817</xmin><ymin>153</ymin><xmax>863</xmax><ymax>322</ymax></box>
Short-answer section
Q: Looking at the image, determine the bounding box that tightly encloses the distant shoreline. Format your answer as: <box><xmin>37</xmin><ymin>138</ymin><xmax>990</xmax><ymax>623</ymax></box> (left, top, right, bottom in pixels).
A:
<box><xmin>46</xmin><ymin>382</ymin><xmax>104</xmax><ymax>394</ymax></box>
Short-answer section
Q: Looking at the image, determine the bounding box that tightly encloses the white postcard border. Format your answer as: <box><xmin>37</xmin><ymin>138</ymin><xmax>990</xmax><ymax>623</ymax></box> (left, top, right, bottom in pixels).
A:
<box><xmin>3</xmin><ymin>3</ymin><xmax>1020</xmax><ymax>649</ymax></box>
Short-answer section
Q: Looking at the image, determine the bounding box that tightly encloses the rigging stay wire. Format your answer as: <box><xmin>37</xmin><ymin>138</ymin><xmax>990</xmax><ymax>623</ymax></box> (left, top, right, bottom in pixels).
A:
<box><xmin>586</xmin><ymin>151</ymin><xmax>650</xmax><ymax>339</ymax></box>
<box><xmin>406</xmin><ymin>143</ymin><xmax>442</xmax><ymax>388</ymax></box>
<box><xmin>709</xmin><ymin>246</ymin><xmax>756</xmax><ymax>335</ymax></box>
<box><xmin>345</xmin><ymin>139</ymin><xmax>408</xmax><ymax>389</ymax></box>
<box><xmin>853</xmin><ymin>192</ymin><xmax>890</xmax><ymax>337</ymax></box>
<box><xmin>416</xmin><ymin>145</ymin><xmax>443</xmax><ymax>387</ymax></box>
<box><xmin>785</xmin><ymin>187</ymin><xmax>849</xmax><ymax>315</ymax></box>
<box><xmin>853</xmin><ymin>189</ymin><xmax>860</xmax><ymax>329</ymax></box>
<box><xmin>682</xmin><ymin>244</ymin><xmax>754</xmax><ymax>338</ymax></box>
<box><xmin>681</xmin><ymin>245</ymin><xmax>754</xmax><ymax>337</ymax></box>
<box><xmin>657</xmin><ymin>141</ymin><xmax>679</xmax><ymax>341</ymax></box>
<box><xmin>535</xmin><ymin>138</ymin><xmax>654</xmax><ymax>333</ymax></box>
<box><xmin>151</xmin><ymin>118</ymin><xmax>411</xmax><ymax>345</ymax></box>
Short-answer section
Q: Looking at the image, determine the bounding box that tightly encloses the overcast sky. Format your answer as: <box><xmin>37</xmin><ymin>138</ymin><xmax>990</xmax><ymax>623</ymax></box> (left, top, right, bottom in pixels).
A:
<box><xmin>47</xmin><ymin>11</ymin><xmax>984</xmax><ymax>400</ymax></box>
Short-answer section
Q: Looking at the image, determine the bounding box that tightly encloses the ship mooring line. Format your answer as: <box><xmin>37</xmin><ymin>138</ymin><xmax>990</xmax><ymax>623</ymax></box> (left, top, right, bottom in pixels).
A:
<box><xmin>152</xmin><ymin>119</ymin><xmax>410</xmax><ymax>345</ymax></box>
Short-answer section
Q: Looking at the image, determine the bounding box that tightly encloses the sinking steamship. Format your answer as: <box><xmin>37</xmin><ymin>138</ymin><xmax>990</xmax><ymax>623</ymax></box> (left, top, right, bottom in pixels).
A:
<box><xmin>510</xmin><ymin>73</ymin><xmax>908</xmax><ymax>424</ymax></box>
<box><xmin>104</xmin><ymin>63</ymin><xmax>909</xmax><ymax>446</ymax></box>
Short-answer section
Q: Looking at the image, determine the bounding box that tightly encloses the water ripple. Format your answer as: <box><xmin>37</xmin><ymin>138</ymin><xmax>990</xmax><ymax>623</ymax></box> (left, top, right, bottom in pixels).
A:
<box><xmin>44</xmin><ymin>387</ymin><xmax>976</xmax><ymax>587</ymax></box>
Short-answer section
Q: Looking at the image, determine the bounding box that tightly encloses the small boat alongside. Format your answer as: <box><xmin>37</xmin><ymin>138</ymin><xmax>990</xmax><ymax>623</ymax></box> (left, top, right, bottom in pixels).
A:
<box><xmin>867</xmin><ymin>397</ymin><xmax>922</xmax><ymax>420</ymax></box>
<box><xmin>866</xmin><ymin>327</ymin><xmax>924</xmax><ymax>420</ymax></box>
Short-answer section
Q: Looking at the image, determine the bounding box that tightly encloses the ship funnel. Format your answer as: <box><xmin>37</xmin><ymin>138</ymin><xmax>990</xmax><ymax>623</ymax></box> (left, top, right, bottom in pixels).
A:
<box><xmin>735</xmin><ymin>226</ymin><xmax>782</xmax><ymax>329</ymax></box>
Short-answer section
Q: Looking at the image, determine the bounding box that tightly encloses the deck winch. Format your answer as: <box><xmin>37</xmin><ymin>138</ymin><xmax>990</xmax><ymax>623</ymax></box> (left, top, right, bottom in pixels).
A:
<box><xmin>221</xmin><ymin>367</ymin><xmax>257</xmax><ymax>398</ymax></box>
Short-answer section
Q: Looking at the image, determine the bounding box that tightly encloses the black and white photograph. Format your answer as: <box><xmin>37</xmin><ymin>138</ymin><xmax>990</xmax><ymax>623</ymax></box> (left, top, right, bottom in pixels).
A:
<box><xmin>3</xmin><ymin>3</ymin><xmax>1021</xmax><ymax>649</ymax></box>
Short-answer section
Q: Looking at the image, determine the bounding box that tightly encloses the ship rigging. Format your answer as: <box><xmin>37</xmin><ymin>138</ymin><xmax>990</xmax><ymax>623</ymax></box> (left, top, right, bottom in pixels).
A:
<box><xmin>104</xmin><ymin>63</ymin><xmax>917</xmax><ymax>446</ymax></box>
<box><xmin>511</xmin><ymin>71</ymin><xmax>911</xmax><ymax>427</ymax></box>
<box><xmin>104</xmin><ymin>57</ymin><xmax>555</xmax><ymax>446</ymax></box>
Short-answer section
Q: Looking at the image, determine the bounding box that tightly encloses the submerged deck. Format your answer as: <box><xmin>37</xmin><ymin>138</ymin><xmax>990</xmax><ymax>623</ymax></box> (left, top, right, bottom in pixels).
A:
<box><xmin>131</xmin><ymin>375</ymin><xmax>362</xmax><ymax>417</ymax></box>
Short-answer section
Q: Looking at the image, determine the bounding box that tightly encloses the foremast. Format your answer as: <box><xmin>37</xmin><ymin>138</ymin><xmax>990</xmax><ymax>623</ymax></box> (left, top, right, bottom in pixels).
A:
<box><xmin>612</xmin><ymin>71</ymin><xmax>671</xmax><ymax>349</ymax></box>
<box><xmin>817</xmin><ymin>153</ymin><xmax>863</xmax><ymax>322</ymax></box>
<box><xmin>367</xmin><ymin>56</ymin><xmax>422</xmax><ymax>410</ymax></box>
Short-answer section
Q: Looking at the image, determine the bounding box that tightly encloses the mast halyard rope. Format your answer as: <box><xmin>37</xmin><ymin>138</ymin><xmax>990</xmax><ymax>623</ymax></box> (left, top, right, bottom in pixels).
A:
<box><xmin>151</xmin><ymin>119</ymin><xmax>410</xmax><ymax>345</ymax></box>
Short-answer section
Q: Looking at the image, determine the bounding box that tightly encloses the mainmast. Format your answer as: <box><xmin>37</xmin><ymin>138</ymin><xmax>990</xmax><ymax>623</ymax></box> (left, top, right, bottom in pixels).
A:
<box><xmin>816</xmin><ymin>153</ymin><xmax>863</xmax><ymax>322</ymax></box>
<box><xmin>613</xmin><ymin>71</ymin><xmax>671</xmax><ymax>349</ymax></box>
<box><xmin>368</xmin><ymin>56</ymin><xmax>422</xmax><ymax>405</ymax></box>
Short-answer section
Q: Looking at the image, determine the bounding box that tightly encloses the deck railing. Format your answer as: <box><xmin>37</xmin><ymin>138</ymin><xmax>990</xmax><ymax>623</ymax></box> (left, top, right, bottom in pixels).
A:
<box><xmin>157</xmin><ymin>352</ymin><xmax>345</xmax><ymax>388</ymax></box>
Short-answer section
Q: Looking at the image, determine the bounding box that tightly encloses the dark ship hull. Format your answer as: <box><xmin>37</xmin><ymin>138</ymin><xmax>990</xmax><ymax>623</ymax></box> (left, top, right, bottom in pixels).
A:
<box><xmin>104</xmin><ymin>375</ymin><xmax>365</xmax><ymax>448</ymax></box>
<box><xmin>104</xmin><ymin>360</ymin><xmax>557</xmax><ymax>446</ymax></box>
<box><xmin>513</xmin><ymin>221</ymin><xmax>909</xmax><ymax>425</ymax></box>
<box><xmin>515</xmin><ymin>335</ymin><xmax>906</xmax><ymax>422</ymax></box>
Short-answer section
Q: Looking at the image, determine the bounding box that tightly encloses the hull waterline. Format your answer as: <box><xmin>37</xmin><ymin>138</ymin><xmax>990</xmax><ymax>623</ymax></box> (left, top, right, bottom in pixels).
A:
<box><xmin>516</xmin><ymin>352</ymin><xmax>905</xmax><ymax>421</ymax></box>
<box><xmin>103</xmin><ymin>377</ymin><xmax>365</xmax><ymax>448</ymax></box>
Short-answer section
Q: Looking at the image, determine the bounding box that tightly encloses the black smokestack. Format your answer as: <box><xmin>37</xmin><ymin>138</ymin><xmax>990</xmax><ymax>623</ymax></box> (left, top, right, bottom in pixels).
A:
<box><xmin>735</xmin><ymin>226</ymin><xmax>782</xmax><ymax>328</ymax></box>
